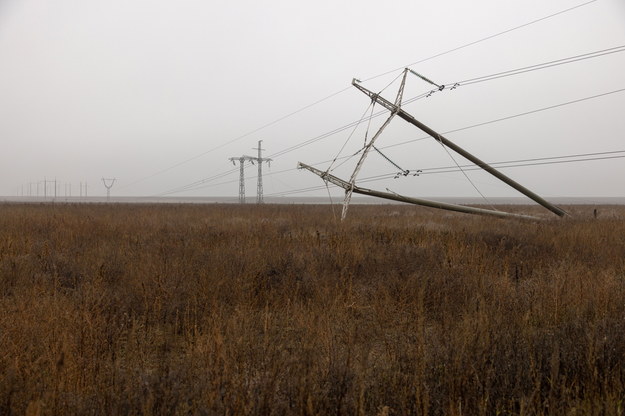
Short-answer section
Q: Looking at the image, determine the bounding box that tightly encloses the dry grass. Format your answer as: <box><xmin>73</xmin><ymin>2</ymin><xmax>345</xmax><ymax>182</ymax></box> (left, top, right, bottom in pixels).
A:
<box><xmin>1</xmin><ymin>202</ymin><xmax>624</xmax><ymax>415</ymax></box>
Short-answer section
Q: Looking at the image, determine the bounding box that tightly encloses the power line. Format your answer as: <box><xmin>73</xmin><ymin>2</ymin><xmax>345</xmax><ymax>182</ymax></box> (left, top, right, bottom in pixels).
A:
<box><xmin>399</xmin><ymin>150</ymin><xmax>625</xmax><ymax>177</ymax></box>
<box><xmin>443</xmin><ymin>87</ymin><xmax>625</xmax><ymax>135</ymax></box>
<box><xmin>156</xmin><ymin>164</ymin><xmax>245</xmax><ymax>196</ymax></box>
<box><xmin>361</xmin><ymin>0</ymin><xmax>598</xmax><ymax>82</ymax></box>
<box><xmin>270</xmin><ymin>13</ymin><xmax>620</xmax><ymax>161</ymax></box>
<box><xmin>122</xmin><ymin>87</ymin><xmax>351</xmax><ymax>191</ymax></box>
<box><xmin>172</xmin><ymin>146</ymin><xmax>625</xmax><ymax>196</ymax></box>
<box><xmin>362</xmin><ymin>152</ymin><xmax>625</xmax><ymax>183</ymax></box>
<box><xmin>264</xmin><ymin>151</ymin><xmax>625</xmax><ymax>198</ymax></box>
<box><xmin>128</xmin><ymin>0</ymin><xmax>598</xmax><ymax>192</ymax></box>
<box><xmin>271</xmin><ymin>47</ymin><xmax>625</xmax><ymax>159</ymax></box>
<box><xmin>271</xmin><ymin>85</ymin><xmax>625</xmax><ymax>164</ymax></box>
<box><xmin>156</xmin><ymin>85</ymin><xmax>625</xmax><ymax>196</ymax></box>
<box><xmin>402</xmin><ymin>45</ymin><xmax>625</xmax><ymax>103</ymax></box>
<box><xmin>163</xmin><ymin>146</ymin><xmax>625</xmax><ymax>197</ymax></box>
<box><xmin>455</xmin><ymin>45</ymin><xmax>625</xmax><ymax>86</ymax></box>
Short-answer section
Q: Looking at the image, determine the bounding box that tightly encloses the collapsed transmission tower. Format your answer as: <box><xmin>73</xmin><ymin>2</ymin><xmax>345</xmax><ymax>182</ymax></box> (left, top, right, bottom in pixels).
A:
<box><xmin>298</xmin><ymin>68</ymin><xmax>567</xmax><ymax>220</ymax></box>
<box><xmin>229</xmin><ymin>140</ymin><xmax>272</xmax><ymax>204</ymax></box>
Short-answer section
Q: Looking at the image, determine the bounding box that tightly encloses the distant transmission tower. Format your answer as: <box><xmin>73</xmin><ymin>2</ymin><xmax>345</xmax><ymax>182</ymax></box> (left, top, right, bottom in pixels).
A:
<box><xmin>80</xmin><ymin>181</ymin><xmax>88</xmax><ymax>198</ymax></box>
<box><xmin>253</xmin><ymin>140</ymin><xmax>272</xmax><ymax>203</ymax></box>
<box><xmin>228</xmin><ymin>140</ymin><xmax>272</xmax><ymax>204</ymax></box>
<box><xmin>102</xmin><ymin>178</ymin><xmax>116</xmax><ymax>201</ymax></box>
<box><xmin>229</xmin><ymin>156</ymin><xmax>248</xmax><ymax>204</ymax></box>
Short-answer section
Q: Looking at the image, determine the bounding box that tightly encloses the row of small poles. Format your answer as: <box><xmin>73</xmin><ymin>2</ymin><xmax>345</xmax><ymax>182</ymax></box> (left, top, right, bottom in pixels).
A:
<box><xmin>16</xmin><ymin>179</ymin><xmax>90</xmax><ymax>198</ymax></box>
<box><xmin>15</xmin><ymin>178</ymin><xmax>116</xmax><ymax>201</ymax></box>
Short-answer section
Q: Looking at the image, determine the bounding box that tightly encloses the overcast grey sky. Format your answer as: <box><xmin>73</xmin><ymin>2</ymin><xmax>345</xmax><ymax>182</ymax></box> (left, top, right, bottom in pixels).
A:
<box><xmin>1</xmin><ymin>0</ymin><xmax>624</xmax><ymax>200</ymax></box>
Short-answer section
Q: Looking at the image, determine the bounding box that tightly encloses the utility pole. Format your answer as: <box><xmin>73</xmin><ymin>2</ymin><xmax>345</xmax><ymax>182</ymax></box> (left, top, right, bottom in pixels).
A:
<box><xmin>41</xmin><ymin>178</ymin><xmax>55</xmax><ymax>199</ymax></box>
<box><xmin>102</xmin><ymin>178</ymin><xmax>116</xmax><ymax>202</ymax></box>
<box><xmin>229</xmin><ymin>141</ymin><xmax>272</xmax><ymax>204</ymax></box>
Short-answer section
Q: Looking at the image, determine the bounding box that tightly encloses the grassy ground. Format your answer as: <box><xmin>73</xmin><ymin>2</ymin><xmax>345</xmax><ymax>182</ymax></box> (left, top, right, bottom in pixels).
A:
<box><xmin>0</xmin><ymin>202</ymin><xmax>624</xmax><ymax>415</ymax></box>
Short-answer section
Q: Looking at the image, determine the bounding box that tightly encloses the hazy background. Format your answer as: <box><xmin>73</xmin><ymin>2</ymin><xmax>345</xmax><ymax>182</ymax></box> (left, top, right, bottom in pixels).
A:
<box><xmin>1</xmin><ymin>0</ymin><xmax>624</xmax><ymax>201</ymax></box>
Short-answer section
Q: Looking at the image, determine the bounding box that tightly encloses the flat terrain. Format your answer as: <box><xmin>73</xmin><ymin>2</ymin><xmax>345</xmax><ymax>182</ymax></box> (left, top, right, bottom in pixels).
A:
<box><xmin>1</xmin><ymin>203</ymin><xmax>624</xmax><ymax>415</ymax></box>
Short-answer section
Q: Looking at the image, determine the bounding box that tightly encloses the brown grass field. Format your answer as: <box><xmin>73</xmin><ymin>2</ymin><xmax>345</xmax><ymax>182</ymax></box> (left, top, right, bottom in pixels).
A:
<box><xmin>1</xmin><ymin>202</ymin><xmax>624</xmax><ymax>415</ymax></box>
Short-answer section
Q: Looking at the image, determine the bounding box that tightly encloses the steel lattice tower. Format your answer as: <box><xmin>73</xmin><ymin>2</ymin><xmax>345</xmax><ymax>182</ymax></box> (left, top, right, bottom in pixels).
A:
<box><xmin>229</xmin><ymin>141</ymin><xmax>272</xmax><ymax>204</ymax></box>
<box><xmin>253</xmin><ymin>140</ymin><xmax>272</xmax><ymax>203</ymax></box>
<box><xmin>102</xmin><ymin>178</ymin><xmax>116</xmax><ymax>202</ymax></box>
<box><xmin>228</xmin><ymin>157</ymin><xmax>247</xmax><ymax>204</ymax></box>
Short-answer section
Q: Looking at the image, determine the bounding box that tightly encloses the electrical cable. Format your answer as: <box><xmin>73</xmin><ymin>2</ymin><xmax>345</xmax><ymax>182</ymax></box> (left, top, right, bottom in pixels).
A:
<box><xmin>156</xmin><ymin>86</ymin><xmax>625</xmax><ymax>196</ymax></box>
<box><xmin>121</xmin><ymin>86</ymin><xmax>352</xmax><ymax>190</ymax></box>
<box><xmin>324</xmin><ymin>180</ymin><xmax>338</xmax><ymax>222</ymax></box>
<box><xmin>177</xmin><ymin>149</ymin><xmax>625</xmax><ymax>196</ymax></box>
<box><xmin>156</xmin><ymin>162</ymin><xmax>251</xmax><ymax>196</ymax></box>
<box><xmin>271</xmin><ymin>48</ymin><xmax>625</xmax><ymax>160</ymax></box>
<box><xmin>331</xmin><ymin>147</ymin><xmax>365</xmax><ymax>172</ymax></box>
<box><xmin>410</xmin><ymin>152</ymin><xmax>625</xmax><ymax>176</ymax></box>
<box><xmin>362</xmin><ymin>0</ymin><xmax>598</xmax><ymax>82</ymax></box>
<box><xmin>273</xmin><ymin>85</ymin><xmax>625</xmax><ymax>164</ymax></box>
<box><xmin>453</xmin><ymin>45</ymin><xmax>625</xmax><ymax>87</ymax></box>
<box><xmin>264</xmin><ymin>151</ymin><xmax>625</xmax><ymax>198</ymax></box>
<box><xmin>326</xmin><ymin>102</ymin><xmax>374</xmax><ymax>173</ymax></box>
<box><xmin>410</xmin><ymin>150</ymin><xmax>625</xmax><ymax>174</ymax></box>
<box><xmin>153</xmin><ymin>41</ymin><xmax>625</xmax><ymax>196</ymax></box>
<box><xmin>433</xmin><ymin>131</ymin><xmax>498</xmax><ymax>210</ymax></box>
<box><xmin>354</xmin><ymin>152</ymin><xmax>625</xmax><ymax>184</ymax></box>
<box><xmin>373</xmin><ymin>146</ymin><xmax>408</xmax><ymax>176</ymax></box>
<box><xmin>128</xmin><ymin>0</ymin><xmax>598</xmax><ymax>192</ymax></box>
<box><xmin>266</xmin><ymin>113</ymin><xmax>385</xmax><ymax>159</ymax></box>
<box><xmin>444</xmin><ymin>87</ymin><xmax>625</xmax><ymax>135</ymax></box>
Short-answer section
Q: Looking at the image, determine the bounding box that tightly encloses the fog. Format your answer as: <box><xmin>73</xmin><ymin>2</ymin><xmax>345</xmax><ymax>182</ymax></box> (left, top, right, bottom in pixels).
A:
<box><xmin>1</xmin><ymin>0</ymin><xmax>624</xmax><ymax>200</ymax></box>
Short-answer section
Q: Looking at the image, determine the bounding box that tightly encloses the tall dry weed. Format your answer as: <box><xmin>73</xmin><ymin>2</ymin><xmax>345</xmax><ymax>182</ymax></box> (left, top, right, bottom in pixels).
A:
<box><xmin>0</xmin><ymin>202</ymin><xmax>624</xmax><ymax>415</ymax></box>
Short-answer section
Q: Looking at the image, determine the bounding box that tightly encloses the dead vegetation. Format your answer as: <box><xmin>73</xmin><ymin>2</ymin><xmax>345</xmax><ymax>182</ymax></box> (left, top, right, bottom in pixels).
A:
<box><xmin>1</xmin><ymin>202</ymin><xmax>624</xmax><ymax>415</ymax></box>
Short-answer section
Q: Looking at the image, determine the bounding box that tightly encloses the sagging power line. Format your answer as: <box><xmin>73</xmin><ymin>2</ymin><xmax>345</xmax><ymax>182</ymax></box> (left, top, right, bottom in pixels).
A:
<box><xmin>127</xmin><ymin>0</ymin><xmax>598</xmax><ymax>193</ymax></box>
<box><xmin>158</xmin><ymin>83</ymin><xmax>625</xmax><ymax>198</ymax></box>
<box><xmin>270</xmin><ymin>151</ymin><xmax>625</xmax><ymax>198</ymax></box>
<box><xmin>261</xmin><ymin>46</ymin><xmax>625</xmax><ymax>160</ymax></box>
